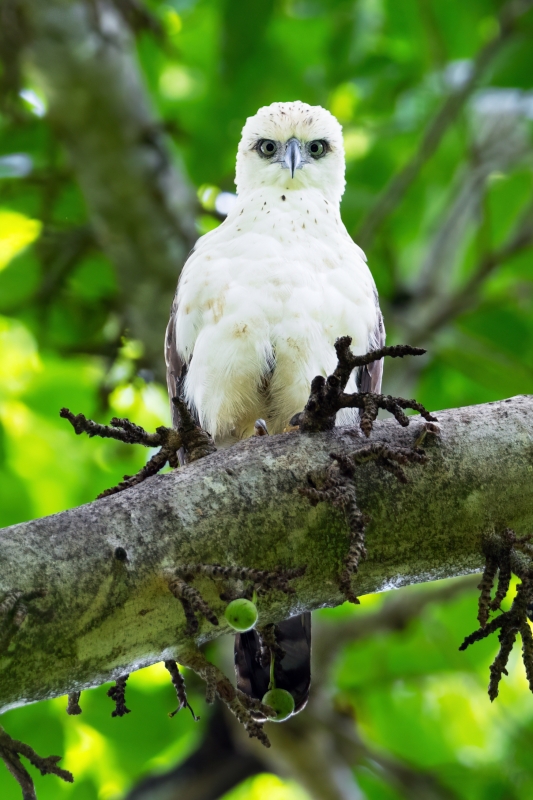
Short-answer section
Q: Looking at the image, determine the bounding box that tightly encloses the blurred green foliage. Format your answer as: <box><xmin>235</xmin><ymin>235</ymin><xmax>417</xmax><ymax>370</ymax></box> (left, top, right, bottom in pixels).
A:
<box><xmin>0</xmin><ymin>0</ymin><xmax>533</xmax><ymax>797</ymax></box>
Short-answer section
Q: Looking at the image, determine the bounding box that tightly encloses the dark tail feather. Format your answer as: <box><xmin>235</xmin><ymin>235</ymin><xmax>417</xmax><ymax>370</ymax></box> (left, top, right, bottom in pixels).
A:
<box><xmin>234</xmin><ymin>612</ymin><xmax>311</xmax><ymax>715</ymax></box>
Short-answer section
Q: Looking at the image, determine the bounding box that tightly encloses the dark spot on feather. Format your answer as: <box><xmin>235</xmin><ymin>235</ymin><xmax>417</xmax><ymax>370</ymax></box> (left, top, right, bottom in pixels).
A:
<box><xmin>282</xmin><ymin>195</ymin><xmax>286</xmax><ymax>201</ymax></box>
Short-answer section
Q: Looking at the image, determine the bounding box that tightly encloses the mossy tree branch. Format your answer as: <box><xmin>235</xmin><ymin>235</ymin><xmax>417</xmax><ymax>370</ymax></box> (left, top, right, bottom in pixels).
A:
<box><xmin>0</xmin><ymin>395</ymin><xmax>532</xmax><ymax>712</ymax></box>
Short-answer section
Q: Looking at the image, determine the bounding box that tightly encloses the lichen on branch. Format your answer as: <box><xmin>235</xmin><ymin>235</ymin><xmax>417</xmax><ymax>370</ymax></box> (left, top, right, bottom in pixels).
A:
<box><xmin>0</xmin><ymin>589</ymin><xmax>47</xmax><ymax>655</ymax></box>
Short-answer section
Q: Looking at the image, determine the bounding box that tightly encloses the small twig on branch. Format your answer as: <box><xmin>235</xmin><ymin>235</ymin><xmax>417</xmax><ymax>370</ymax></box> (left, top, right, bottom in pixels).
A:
<box><xmin>164</xmin><ymin>660</ymin><xmax>199</xmax><ymax>720</ymax></box>
<box><xmin>168</xmin><ymin>576</ymin><xmax>219</xmax><ymax>634</ymax></box>
<box><xmin>107</xmin><ymin>675</ymin><xmax>131</xmax><ymax>717</ymax></box>
<box><xmin>0</xmin><ymin>725</ymin><xmax>73</xmax><ymax>800</ymax></box>
<box><xmin>60</xmin><ymin>396</ymin><xmax>216</xmax><ymax>498</ymax></box>
<box><xmin>66</xmin><ymin>692</ymin><xmax>82</xmax><ymax>716</ymax></box>
<box><xmin>179</xmin><ymin>648</ymin><xmax>275</xmax><ymax>747</ymax></box>
<box><xmin>460</xmin><ymin>529</ymin><xmax>533</xmax><ymax>700</ymax></box>
<box><xmin>59</xmin><ymin>409</ymin><xmax>161</xmax><ymax>445</ymax></box>
<box><xmin>176</xmin><ymin>564</ymin><xmax>306</xmax><ymax>596</ymax></box>
<box><xmin>411</xmin><ymin>199</ymin><xmax>533</xmax><ymax>344</ymax></box>
<box><xmin>298</xmin><ymin>337</ymin><xmax>435</xmax><ymax>435</ymax></box>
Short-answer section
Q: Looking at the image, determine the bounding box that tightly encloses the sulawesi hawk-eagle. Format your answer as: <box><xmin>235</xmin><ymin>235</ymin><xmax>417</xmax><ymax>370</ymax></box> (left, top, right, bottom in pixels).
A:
<box><xmin>166</xmin><ymin>101</ymin><xmax>384</xmax><ymax>717</ymax></box>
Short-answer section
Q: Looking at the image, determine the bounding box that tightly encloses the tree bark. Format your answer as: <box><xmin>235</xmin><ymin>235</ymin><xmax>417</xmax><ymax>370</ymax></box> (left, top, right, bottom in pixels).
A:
<box><xmin>19</xmin><ymin>0</ymin><xmax>197</xmax><ymax>377</ymax></box>
<box><xmin>0</xmin><ymin>396</ymin><xmax>531</xmax><ymax>713</ymax></box>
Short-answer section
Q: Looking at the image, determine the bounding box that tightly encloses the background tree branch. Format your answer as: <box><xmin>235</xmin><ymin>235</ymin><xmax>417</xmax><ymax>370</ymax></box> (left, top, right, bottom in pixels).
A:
<box><xmin>355</xmin><ymin>0</ymin><xmax>533</xmax><ymax>250</ymax></box>
<box><xmin>17</xmin><ymin>0</ymin><xmax>197</xmax><ymax>378</ymax></box>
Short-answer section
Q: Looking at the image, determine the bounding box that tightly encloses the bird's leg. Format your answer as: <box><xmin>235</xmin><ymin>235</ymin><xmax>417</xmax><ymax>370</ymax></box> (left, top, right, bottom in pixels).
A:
<box><xmin>254</xmin><ymin>418</ymin><xmax>269</xmax><ymax>436</ymax></box>
<box><xmin>298</xmin><ymin>336</ymin><xmax>436</xmax><ymax>435</ymax></box>
<box><xmin>460</xmin><ymin>529</ymin><xmax>533</xmax><ymax>702</ymax></box>
<box><xmin>171</xmin><ymin>396</ymin><xmax>217</xmax><ymax>461</ymax></box>
<box><xmin>178</xmin><ymin>646</ymin><xmax>275</xmax><ymax>746</ymax></box>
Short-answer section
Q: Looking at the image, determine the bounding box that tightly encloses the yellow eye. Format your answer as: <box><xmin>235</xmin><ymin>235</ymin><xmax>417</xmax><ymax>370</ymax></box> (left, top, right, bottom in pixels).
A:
<box><xmin>309</xmin><ymin>140</ymin><xmax>325</xmax><ymax>158</ymax></box>
<box><xmin>259</xmin><ymin>140</ymin><xmax>277</xmax><ymax>157</ymax></box>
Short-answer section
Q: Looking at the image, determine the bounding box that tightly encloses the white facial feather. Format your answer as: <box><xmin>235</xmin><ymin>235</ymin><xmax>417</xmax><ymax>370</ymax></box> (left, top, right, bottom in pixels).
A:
<box><xmin>235</xmin><ymin>101</ymin><xmax>346</xmax><ymax>203</ymax></box>
<box><xmin>171</xmin><ymin>101</ymin><xmax>383</xmax><ymax>442</ymax></box>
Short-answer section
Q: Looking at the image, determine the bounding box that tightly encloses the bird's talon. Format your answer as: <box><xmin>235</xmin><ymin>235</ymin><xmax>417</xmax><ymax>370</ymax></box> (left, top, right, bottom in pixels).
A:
<box><xmin>254</xmin><ymin>419</ymin><xmax>269</xmax><ymax>436</ymax></box>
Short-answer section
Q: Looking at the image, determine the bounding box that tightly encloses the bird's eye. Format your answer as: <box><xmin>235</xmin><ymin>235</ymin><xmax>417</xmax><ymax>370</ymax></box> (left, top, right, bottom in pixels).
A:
<box><xmin>259</xmin><ymin>140</ymin><xmax>277</xmax><ymax>157</ymax></box>
<box><xmin>309</xmin><ymin>140</ymin><xmax>326</xmax><ymax>158</ymax></box>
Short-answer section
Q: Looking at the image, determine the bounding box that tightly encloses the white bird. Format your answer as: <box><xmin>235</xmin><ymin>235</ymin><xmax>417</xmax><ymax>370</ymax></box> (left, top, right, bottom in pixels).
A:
<box><xmin>166</xmin><ymin>100</ymin><xmax>384</xmax><ymax>445</ymax></box>
<box><xmin>165</xmin><ymin>100</ymin><xmax>385</xmax><ymax>715</ymax></box>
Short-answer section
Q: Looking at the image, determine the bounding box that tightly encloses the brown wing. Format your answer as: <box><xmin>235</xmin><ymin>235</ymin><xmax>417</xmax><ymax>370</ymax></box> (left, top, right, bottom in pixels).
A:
<box><xmin>356</xmin><ymin>287</ymin><xmax>385</xmax><ymax>395</ymax></box>
<box><xmin>165</xmin><ymin>297</ymin><xmax>186</xmax><ymax>430</ymax></box>
<box><xmin>165</xmin><ymin>296</ymin><xmax>201</xmax><ymax>468</ymax></box>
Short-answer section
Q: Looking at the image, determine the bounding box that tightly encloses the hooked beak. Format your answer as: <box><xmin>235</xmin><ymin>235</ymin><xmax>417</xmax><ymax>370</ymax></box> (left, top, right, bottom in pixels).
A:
<box><xmin>283</xmin><ymin>138</ymin><xmax>303</xmax><ymax>178</ymax></box>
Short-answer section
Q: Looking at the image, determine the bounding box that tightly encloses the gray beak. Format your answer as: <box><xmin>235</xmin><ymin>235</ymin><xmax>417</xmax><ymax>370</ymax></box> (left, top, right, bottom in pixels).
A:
<box><xmin>283</xmin><ymin>138</ymin><xmax>303</xmax><ymax>178</ymax></box>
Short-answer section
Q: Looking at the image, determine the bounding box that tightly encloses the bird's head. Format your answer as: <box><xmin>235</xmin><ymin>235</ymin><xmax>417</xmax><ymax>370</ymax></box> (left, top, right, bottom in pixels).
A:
<box><xmin>235</xmin><ymin>101</ymin><xmax>345</xmax><ymax>203</ymax></box>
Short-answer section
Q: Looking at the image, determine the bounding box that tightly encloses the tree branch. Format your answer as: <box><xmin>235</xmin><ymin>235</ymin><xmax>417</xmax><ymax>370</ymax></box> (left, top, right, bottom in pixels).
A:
<box><xmin>19</xmin><ymin>0</ymin><xmax>197</xmax><ymax>377</ymax></box>
<box><xmin>0</xmin><ymin>396</ymin><xmax>531</xmax><ymax>711</ymax></box>
<box><xmin>355</xmin><ymin>0</ymin><xmax>533</xmax><ymax>250</ymax></box>
<box><xmin>0</xmin><ymin>726</ymin><xmax>73</xmax><ymax>800</ymax></box>
<box><xmin>408</xmin><ymin>199</ymin><xmax>533</xmax><ymax>344</ymax></box>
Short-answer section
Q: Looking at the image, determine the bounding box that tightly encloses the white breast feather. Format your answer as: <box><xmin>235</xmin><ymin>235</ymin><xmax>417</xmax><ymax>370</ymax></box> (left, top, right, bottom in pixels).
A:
<box><xmin>175</xmin><ymin>185</ymin><xmax>378</xmax><ymax>441</ymax></box>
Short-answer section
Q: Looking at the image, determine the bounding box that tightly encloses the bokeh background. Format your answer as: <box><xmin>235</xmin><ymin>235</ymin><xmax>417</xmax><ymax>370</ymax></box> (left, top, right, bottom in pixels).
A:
<box><xmin>1</xmin><ymin>0</ymin><xmax>533</xmax><ymax>798</ymax></box>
